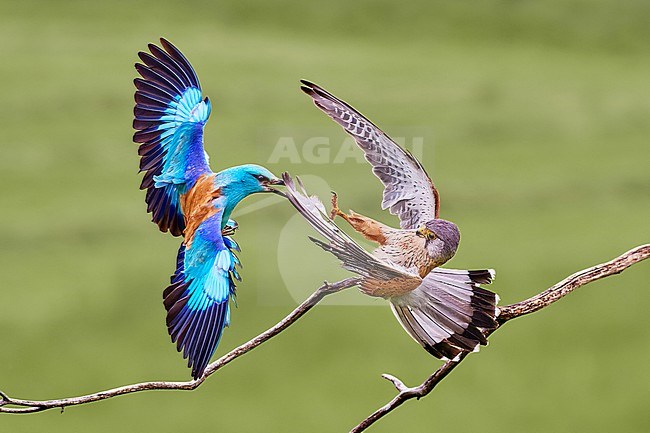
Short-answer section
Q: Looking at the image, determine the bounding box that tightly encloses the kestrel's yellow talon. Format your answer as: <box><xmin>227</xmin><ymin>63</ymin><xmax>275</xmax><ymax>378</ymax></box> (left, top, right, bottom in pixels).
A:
<box><xmin>330</xmin><ymin>191</ymin><xmax>342</xmax><ymax>220</ymax></box>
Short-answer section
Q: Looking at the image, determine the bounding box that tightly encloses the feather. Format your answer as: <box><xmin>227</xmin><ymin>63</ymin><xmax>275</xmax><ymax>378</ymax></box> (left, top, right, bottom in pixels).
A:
<box><xmin>133</xmin><ymin>38</ymin><xmax>214</xmax><ymax>236</ymax></box>
<box><xmin>390</xmin><ymin>269</ymin><xmax>498</xmax><ymax>360</ymax></box>
<box><xmin>300</xmin><ymin>80</ymin><xmax>439</xmax><ymax>229</ymax></box>
<box><xmin>162</xmin><ymin>213</ymin><xmax>240</xmax><ymax>379</ymax></box>
<box><xmin>283</xmin><ymin>173</ymin><xmax>421</xmax><ymax>296</ymax></box>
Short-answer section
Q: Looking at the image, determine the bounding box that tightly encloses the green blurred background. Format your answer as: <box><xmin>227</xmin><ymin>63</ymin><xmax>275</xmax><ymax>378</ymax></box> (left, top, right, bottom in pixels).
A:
<box><xmin>1</xmin><ymin>0</ymin><xmax>649</xmax><ymax>432</ymax></box>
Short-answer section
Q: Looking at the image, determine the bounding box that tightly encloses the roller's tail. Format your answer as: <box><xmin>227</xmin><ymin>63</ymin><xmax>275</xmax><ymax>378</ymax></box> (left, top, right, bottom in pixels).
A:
<box><xmin>390</xmin><ymin>268</ymin><xmax>499</xmax><ymax>361</ymax></box>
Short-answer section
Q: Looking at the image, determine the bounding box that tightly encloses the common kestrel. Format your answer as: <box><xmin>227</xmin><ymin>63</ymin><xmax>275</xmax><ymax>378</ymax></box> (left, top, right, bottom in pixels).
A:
<box><xmin>283</xmin><ymin>81</ymin><xmax>499</xmax><ymax>360</ymax></box>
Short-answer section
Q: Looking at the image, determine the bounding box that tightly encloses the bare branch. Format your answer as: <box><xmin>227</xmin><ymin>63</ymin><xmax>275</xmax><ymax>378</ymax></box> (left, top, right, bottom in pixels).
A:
<box><xmin>0</xmin><ymin>277</ymin><xmax>361</xmax><ymax>414</ymax></box>
<box><xmin>497</xmin><ymin>244</ymin><xmax>650</xmax><ymax>321</ymax></box>
<box><xmin>2</xmin><ymin>244</ymin><xmax>648</xmax><ymax>428</ymax></box>
<box><xmin>351</xmin><ymin>244</ymin><xmax>650</xmax><ymax>432</ymax></box>
<box><xmin>380</xmin><ymin>374</ymin><xmax>408</xmax><ymax>392</ymax></box>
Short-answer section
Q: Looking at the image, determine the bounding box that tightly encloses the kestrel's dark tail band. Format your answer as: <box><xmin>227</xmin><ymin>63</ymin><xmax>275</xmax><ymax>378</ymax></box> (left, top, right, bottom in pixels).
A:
<box><xmin>390</xmin><ymin>268</ymin><xmax>499</xmax><ymax>361</ymax></box>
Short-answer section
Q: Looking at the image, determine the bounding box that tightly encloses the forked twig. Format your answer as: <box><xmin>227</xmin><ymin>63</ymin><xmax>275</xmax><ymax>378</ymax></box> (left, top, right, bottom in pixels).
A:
<box><xmin>350</xmin><ymin>244</ymin><xmax>650</xmax><ymax>432</ymax></box>
<box><xmin>0</xmin><ymin>278</ymin><xmax>361</xmax><ymax>414</ymax></box>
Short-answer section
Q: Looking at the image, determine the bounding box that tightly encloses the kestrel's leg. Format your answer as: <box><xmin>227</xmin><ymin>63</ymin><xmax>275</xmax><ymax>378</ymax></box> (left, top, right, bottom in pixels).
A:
<box><xmin>330</xmin><ymin>191</ymin><xmax>352</xmax><ymax>222</ymax></box>
<box><xmin>330</xmin><ymin>192</ymin><xmax>388</xmax><ymax>246</ymax></box>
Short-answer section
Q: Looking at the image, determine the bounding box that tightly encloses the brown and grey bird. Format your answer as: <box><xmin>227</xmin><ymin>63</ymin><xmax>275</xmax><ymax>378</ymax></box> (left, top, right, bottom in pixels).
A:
<box><xmin>283</xmin><ymin>80</ymin><xmax>500</xmax><ymax>361</ymax></box>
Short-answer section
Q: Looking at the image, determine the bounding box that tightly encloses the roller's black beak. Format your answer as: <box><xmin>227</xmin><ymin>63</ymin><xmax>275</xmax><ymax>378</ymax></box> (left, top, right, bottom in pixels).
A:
<box><xmin>269</xmin><ymin>178</ymin><xmax>284</xmax><ymax>186</ymax></box>
<box><xmin>265</xmin><ymin>178</ymin><xmax>286</xmax><ymax>198</ymax></box>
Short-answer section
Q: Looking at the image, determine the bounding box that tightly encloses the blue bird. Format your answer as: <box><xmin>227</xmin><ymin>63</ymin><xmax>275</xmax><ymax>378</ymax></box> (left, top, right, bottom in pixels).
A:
<box><xmin>133</xmin><ymin>38</ymin><xmax>284</xmax><ymax>379</ymax></box>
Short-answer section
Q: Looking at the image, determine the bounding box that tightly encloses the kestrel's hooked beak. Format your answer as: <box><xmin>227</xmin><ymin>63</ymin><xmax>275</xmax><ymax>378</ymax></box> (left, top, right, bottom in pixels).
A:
<box><xmin>415</xmin><ymin>225</ymin><xmax>436</xmax><ymax>240</ymax></box>
<box><xmin>263</xmin><ymin>178</ymin><xmax>286</xmax><ymax>197</ymax></box>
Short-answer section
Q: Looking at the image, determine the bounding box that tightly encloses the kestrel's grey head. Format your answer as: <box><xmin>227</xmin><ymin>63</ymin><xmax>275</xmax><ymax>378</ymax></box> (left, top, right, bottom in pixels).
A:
<box><xmin>416</xmin><ymin>219</ymin><xmax>460</xmax><ymax>265</ymax></box>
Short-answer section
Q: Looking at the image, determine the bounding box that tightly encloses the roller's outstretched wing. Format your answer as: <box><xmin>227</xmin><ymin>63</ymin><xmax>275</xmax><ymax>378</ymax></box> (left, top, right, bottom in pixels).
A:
<box><xmin>163</xmin><ymin>211</ymin><xmax>240</xmax><ymax>379</ymax></box>
<box><xmin>134</xmin><ymin>38</ymin><xmax>213</xmax><ymax>236</ymax></box>
<box><xmin>282</xmin><ymin>173</ymin><xmax>421</xmax><ymax>294</ymax></box>
<box><xmin>300</xmin><ymin>80</ymin><xmax>439</xmax><ymax>229</ymax></box>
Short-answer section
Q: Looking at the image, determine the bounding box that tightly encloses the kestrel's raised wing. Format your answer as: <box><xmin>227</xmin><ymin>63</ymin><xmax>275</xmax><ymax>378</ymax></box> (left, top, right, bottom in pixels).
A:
<box><xmin>282</xmin><ymin>173</ymin><xmax>422</xmax><ymax>296</ymax></box>
<box><xmin>300</xmin><ymin>80</ymin><xmax>439</xmax><ymax>230</ymax></box>
<box><xmin>134</xmin><ymin>38</ymin><xmax>213</xmax><ymax>236</ymax></box>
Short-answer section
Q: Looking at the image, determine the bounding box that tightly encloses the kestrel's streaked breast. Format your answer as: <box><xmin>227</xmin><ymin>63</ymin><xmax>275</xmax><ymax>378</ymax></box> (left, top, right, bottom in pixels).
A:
<box><xmin>374</xmin><ymin>231</ymin><xmax>435</xmax><ymax>279</ymax></box>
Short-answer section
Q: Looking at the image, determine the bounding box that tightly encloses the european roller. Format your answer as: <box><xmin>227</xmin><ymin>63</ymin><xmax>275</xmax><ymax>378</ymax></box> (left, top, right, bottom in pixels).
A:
<box><xmin>133</xmin><ymin>39</ymin><xmax>284</xmax><ymax>379</ymax></box>
<box><xmin>283</xmin><ymin>81</ymin><xmax>499</xmax><ymax>361</ymax></box>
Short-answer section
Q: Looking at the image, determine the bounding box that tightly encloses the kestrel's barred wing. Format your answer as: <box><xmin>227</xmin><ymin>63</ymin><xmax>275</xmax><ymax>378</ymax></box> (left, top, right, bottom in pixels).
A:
<box><xmin>300</xmin><ymin>80</ymin><xmax>439</xmax><ymax>229</ymax></box>
<box><xmin>163</xmin><ymin>211</ymin><xmax>240</xmax><ymax>379</ymax></box>
<box><xmin>134</xmin><ymin>38</ymin><xmax>213</xmax><ymax>236</ymax></box>
<box><xmin>282</xmin><ymin>173</ymin><xmax>422</xmax><ymax>294</ymax></box>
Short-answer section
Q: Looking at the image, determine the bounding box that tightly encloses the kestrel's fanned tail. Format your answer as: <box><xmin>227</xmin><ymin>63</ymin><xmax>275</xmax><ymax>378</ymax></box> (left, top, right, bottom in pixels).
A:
<box><xmin>391</xmin><ymin>268</ymin><xmax>499</xmax><ymax>361</ymax></box>
<box><xmin>300</xmin><ymin>80</ymin><xmax>439</xmax><ymax>229</ymax></box>
<box><xmin>163</xmin><ymin>212</ymin><xmax>239</xmax><ymax>379</ymax></box>
<box><xmin>134</xmin><ymin>38</ymin><xmax>213</xmax><ymax>236</ymax></box>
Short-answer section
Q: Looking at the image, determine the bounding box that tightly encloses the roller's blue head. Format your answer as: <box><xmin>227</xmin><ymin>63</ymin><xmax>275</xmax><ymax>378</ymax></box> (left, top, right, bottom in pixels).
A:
<box><xmin>229</xmin><ymin>164</ymin><xmax>284</xmax><ymax>194</ymax></box>
<box><xmin>215</xmin><ymin>164</ymin><xmax>284</xmax><ymax>217</ymax></box>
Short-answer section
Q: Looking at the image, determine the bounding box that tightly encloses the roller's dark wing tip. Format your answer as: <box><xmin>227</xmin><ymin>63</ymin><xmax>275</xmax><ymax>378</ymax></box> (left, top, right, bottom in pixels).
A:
<box><xmin>163</xmin><ymin>243</ymin><xmax>232</xmax><ymax>381</ymax></box>
<box><xmin>133</xmin><ymin>38</ymin><xmax>211</xmax><ymax>236</ymax></box>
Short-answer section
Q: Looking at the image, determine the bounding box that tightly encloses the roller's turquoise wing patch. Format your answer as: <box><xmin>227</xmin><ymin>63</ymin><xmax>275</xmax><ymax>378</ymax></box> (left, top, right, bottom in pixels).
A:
<box><xmin>134</xmin><ymin>38</ymin><xmax>213</xmax><ymax>236</ymax></box>
<box><xmin>163</xmin><ymin>212</ymin><xmax>240</xmax><ymax>379</ymax></box>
